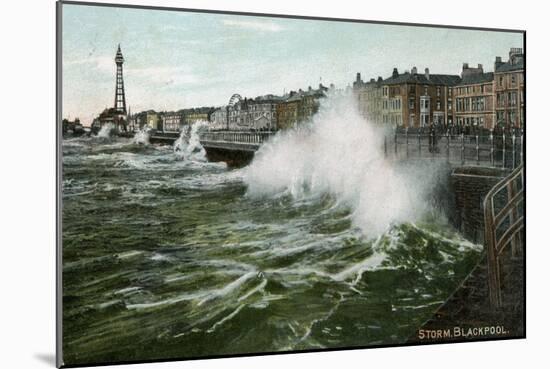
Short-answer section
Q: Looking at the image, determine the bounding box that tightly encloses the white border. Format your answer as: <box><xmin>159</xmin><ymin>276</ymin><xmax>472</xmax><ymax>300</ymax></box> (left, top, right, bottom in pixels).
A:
<box><xmin>1</xmin><ymin>1</ymin><xmax>547</xmax><ymax>368</ymax></box>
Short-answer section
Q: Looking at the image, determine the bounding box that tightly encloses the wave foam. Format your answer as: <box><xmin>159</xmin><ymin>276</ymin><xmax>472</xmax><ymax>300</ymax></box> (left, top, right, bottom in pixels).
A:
<box><xmin>244</xmin><ymin>92</ymin><xmax>440</xmax><ymax>236</ymax></box>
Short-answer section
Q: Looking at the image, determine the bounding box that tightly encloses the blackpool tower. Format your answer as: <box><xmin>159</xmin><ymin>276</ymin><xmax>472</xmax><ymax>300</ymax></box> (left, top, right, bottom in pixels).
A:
<box><xmin>114</xmin><ymin>44</ymin><xmax>126</xmax><ymax>114</ymax></box>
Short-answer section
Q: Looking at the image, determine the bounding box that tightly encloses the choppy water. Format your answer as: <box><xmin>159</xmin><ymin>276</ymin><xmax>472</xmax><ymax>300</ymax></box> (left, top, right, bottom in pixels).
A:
<box><xmin>62</xmin><ymin>131</ymin><xmax>482</xmax><ymax>366</ymax></box>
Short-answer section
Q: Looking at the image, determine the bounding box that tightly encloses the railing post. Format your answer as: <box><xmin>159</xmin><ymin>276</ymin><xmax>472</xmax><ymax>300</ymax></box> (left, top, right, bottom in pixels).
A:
<box><xmin>405</xmin><ymin>128</ymin><xmax>409</xmax><ymax>158</ymax></box>
<box><xmin>446</xmin><ymin>132</ymin><xmax>450</xmax><ymax>162</ymax></box>
<box><xmin>384</xmin><ymin>136</ymin><xmax>387</xmax><ymax>158</ymax></box>
<box><xmin>502</xmin><ymin>132</ymin><xmax>506</xmax><ymax>169</ymax></box>
<box><xmin>476</xmin><ymin>134</ymin><xmax>480</xmax><ymax>164</ymax></box>
<box><xmin>418</xmin><ymin>131</ymin><xmax>421</xmax><ymax>157</ymax></box>
<box><xmin>485</xmin><ymin>164</ymin><xmax>524</xmax><ymax>309</ymax></box>
<box><xmin>520</xmin><ymin>130</ymin><xmax>524</xmax><ymax>165</ymax></box>
<box><xmin>461</xmin><ymin>133</ymin><xmax>465</xmax><ymax>165</ymax></box>
<box><xmin>486</xmin><ymin>216</ymin><xmax>502</xmax><ymax>309</ymax></box>
<box><xmin>512</xmin><ymin>134</ymin><xmax>516</xmax><ymax>169</ymax></box>
<box><xmin>507</xmin><ymin>179</ymin><xmax>521</xmax><ymax>257</ymax></box>
<box><xmin>490</xmin><ymin>130</ymin><xmax>494</xmax><ymax>167</ymax></box>
<box><xmin>430</xmin><ymin>129</ymin><xmax>435</xmax><ymax>157</ymax></box>
<box><xmin>394</xmin><ymin>129</ymin><xmax>398</xmax><ymax>156</ymax></box>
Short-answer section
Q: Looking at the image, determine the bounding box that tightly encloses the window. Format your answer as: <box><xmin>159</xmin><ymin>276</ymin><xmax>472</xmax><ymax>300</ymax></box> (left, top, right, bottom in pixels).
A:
<box><xmin>509</xmin><ymin>111</ymin><xmax>517</xmax><ymax>125</ymax></box>
<box><xmin>409</xmin><ymin>97</ymin><xmax>415</xmax><ymax>109</ymax></box>
<box><xmin>509</xmin><ymin>91</ymin><xmax>517</xmax><ymax>106</ymax></box>
<box><xmin>437</xmin><ymin>87</ymin><xmax>441</xmax><ymax>96</ymax></box>
<box><xmin>497</xmin><ymin>111</ymin><xmax>505</xmax><ymax>125</ymax></box>
<box><xmin>421</xmin><ymin>114</ymin><xmax>429</xmax><ymax>127</ymax></box>
<box><xmin>436</xmin><ymin>100</ymin><xmax>441</xmax><ymax>110</ymax></box>
<box><xmin>511</xmin><ymin>75</ymin><xmax>516</xmax><ymax>86</ymax></box>
<box><xmin>497</xmin><ymin>93</ymin><xmax>505</xmax><ymax>107</ymax></box>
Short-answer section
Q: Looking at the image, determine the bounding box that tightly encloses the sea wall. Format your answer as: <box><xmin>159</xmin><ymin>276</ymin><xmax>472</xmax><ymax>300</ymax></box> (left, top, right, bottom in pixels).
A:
<box><xmin>449</xmin><ymin>167</ymin><xmax>507</xmax><ymax>244</ymax></box>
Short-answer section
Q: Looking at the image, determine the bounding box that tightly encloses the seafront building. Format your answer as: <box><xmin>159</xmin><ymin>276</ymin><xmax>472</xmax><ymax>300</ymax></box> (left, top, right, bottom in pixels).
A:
<box><xmin>353</xmin><ymin>74</ymin><xmax>383</xmax><ymax>125</ymax></box>
<box><xmin>161</xmin><ymin>111</ymin><xmax>185</xmax><ymax>132</ymax></box>
<box><xmin>494</xmin><ymin>48</ymin><xmax>525</xmax><ymax>129</ymax></box>
<box><xmin>82</xmin><ymin>45</ymin><xmax>525</xmax><ymax>135</ymax></box>
<box><xmin>453</xmin><ymin>64</ymin><xmax>495</xmax><ymax>129</ymax></box>
<box><xmin>353</xmin><ymin>47</ymin><xmax>525</xmax><ymax>130</ymax></box>
<box><xmin>276</xmin><ymin>84</ymin><xmax>329</xmax><ymax>129</ymax></box>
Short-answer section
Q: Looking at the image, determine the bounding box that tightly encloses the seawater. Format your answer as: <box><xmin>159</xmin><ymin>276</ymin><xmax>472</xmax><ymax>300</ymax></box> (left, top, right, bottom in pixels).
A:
<box><xmin>62</xmin><ymin>96</ymin><xmax>482</xmax><ymax>365</ymax></box>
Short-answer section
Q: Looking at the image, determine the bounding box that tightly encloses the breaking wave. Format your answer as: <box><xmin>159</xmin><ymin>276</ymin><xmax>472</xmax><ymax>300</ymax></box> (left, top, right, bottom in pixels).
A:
<box><xmin>133</xmin><ymin>127</ymin><xmax>151</xmax><ymax>145</ymax></box>
<box><xmin>173</xmin><ymin>121</ymin><xmax>209</xmax><ymax>162</ymax></box>
<box><xmin>97</xmin><ymin>123</ymin><xmax>115</xmax><ymax>138</ymax></box>
<box><xmin>244</xmin><ymin>92</ymin><xmax>441</xmax><ymax>235</ymax></box>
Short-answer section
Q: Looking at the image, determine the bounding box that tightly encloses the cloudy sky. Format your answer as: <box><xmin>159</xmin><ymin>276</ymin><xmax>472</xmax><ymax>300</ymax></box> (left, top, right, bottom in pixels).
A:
<box><xmin>62</xmin><ymin>4</ymin><xmax>523</xmax><ymax>125</ymax></box>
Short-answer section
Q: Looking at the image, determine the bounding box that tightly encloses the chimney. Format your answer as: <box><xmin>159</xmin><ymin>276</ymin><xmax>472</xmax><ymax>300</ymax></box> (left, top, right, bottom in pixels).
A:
<box><xmin>509</xmin><ymin>47</ymin><xmax>523</xmax><ymax>59</ymax></box>
<box><xmin>478</xmin><ymin>64</ymin><xmax>483</xmax><ymax>71</ymax></box>
<box><xmin>462</xmin><ymin>63</ymin><xmax>469</xmax><ymax>70</ymax></box>
<box><xmin>495</xmin><ymin>56</ymin><xmax>503</xmax><ymax>71</ymax></box>
<box><xmin>377</xmin><ymin>76</ymin><xmax>383</xmax><ymax>82</ymax></box>
<box><xmin>411</xmin><ymin>66</ymin><xmax>417</xmax><ymax>74</ymax></box>
<box><xmin>392</xmin><ymin>67</ymin><xmax>399</xmax><ymax>78</ymax></box>
<box><xmin>308</xmin><ymin>86</ymin><xmax>312</xmax><ymax>91</ymax></box>
<box><xmin>370</xmin><ymin>78</ymin><xmax>375</xmax><ymax>83</ymax></box>
<box><xmin>509</xmin><ymin>48</ymin><xmax>523</xmax><ymax>64</ymax></box>
<box><xmin>356</xmin><ymin>72</ymin><xmax>361</xmax><ymax>82</ymax></box>
<box><xmin>425</xmin><ymin>68</ymin><xmax>430</xmax><ymax>80</ymax></box>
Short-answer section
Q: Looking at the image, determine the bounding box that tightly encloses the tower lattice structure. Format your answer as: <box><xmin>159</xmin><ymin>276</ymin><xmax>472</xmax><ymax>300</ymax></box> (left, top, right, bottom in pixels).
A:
<box><xmin>114</xmin><ymin>44</ymin><xmax>126</xmax><ymax>114</ymax></box>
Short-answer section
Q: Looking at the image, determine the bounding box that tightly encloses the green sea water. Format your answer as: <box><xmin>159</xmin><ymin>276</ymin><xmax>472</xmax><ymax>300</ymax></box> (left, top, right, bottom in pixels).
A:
<box><xmin>61</xmin><ymin>135</ymin><xmax>482</xmax><ymax>366</ymax></box>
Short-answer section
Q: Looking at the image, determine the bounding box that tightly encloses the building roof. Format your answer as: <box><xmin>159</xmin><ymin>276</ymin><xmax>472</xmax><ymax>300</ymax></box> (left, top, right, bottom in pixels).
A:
<box><xmin>495</xmin><ymin>58</ymin><xmax>524</xmax><ymax>73</ymax></box>
<box><xmin>456</xmin><ymin>72</ymin><xmax>494</xmax><ymax>86</ymax></box>
<box><xmin>252</xmin><ymin>94</ymin><xmax>286</xmax><ymax>103</ymax></box>
<box><xmin>383</xmin><ymin>72</ymin><xmax>461</xmax><ymax>86</ymax></box>
<box><xmin>279</xmin><ymin>86</ymin><xmax>327</xmax><ymax>103</ymax></box>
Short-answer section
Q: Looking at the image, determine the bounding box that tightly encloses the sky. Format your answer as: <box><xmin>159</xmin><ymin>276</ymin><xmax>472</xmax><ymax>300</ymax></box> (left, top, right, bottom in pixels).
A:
<box><xmin>62</xmin><ymin>4</ymin><xmax>523</xmax><ymax>125</ymax></box>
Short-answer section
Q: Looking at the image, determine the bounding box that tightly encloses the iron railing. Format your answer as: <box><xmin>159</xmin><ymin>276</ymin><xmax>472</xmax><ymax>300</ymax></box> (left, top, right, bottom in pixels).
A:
<box><xmin>385</xmin><ymin>129</ymin><xmax>523</xmax><ymax>169</ymax></box>
<box><xmin>200</xmin><ymin>131</ymin><xmax>275</xmax><ymax>145</ymax></box>
<box><xmin>483</xmin><ymin>163</ymin><xmax>525</xmax><ymax>308</ymax></box>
